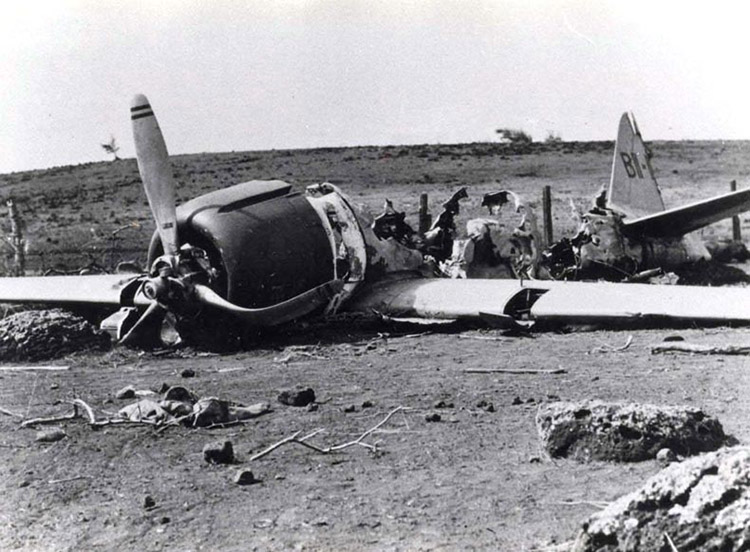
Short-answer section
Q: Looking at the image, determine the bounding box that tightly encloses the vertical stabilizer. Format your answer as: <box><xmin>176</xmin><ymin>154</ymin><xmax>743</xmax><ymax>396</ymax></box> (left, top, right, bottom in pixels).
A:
<box><xmin>606</xmin><ymin>113</ymin><xmax>665</xmax><ymax>218</ymax></box>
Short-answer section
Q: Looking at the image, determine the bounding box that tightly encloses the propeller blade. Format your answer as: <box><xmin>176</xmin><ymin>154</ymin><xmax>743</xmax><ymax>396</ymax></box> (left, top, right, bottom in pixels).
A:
<box><xmin>131</xmin><ymin>94</ymin><xmax>179</xmax><ymax>257</ymax></box>
<box><xmin>118</xmin><ymin>301</ymin><xmax>165</xmax><ymax>345</ymax></box>
<box><xmin>193</xmin><ymin>280</ymin><xmax>344</xmax><ymax>326</ymax></box>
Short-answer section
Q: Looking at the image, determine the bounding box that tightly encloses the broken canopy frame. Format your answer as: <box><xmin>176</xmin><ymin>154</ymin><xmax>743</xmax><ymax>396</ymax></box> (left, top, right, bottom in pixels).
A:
<box><xmin>348</xmin><ymin>277</ymin><xmax>750</xmax><ymax>327</ymax></box>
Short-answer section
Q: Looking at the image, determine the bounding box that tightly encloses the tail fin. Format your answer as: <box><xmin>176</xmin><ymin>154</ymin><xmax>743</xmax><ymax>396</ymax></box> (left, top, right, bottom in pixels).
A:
<box><xmin>606</xmin><ymin>113</ymin><xmax>665</xmax><ymax>218</ymax></box>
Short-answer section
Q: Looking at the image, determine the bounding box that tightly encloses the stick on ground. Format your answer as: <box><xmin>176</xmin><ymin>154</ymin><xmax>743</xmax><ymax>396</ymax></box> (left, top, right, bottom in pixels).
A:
<box><xmin>464</xmin><ymin>368</ymin><xmax>566</xmax><ymax>375</ymax></box>
<box><xmin>651</xmin><ymin>343</ymin><xmax>750</xmax><ymax>356</ymax></box>
<box><xmin>251</xmin><ymin>406</ymin><xmax>406</xmax><ymax>461</ymax></box>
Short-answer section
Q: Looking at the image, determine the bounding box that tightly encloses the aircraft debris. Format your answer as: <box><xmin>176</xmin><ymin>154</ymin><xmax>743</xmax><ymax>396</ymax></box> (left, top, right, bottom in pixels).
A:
<box><xmin>536</xmin><ymin>401</ymin><xmax>730</xmax><ymax>462</ymax></box>
<box><xmin>571</xmin><ymin>446</ymin><xmax>750</xmax><ymax>552</ymax></box>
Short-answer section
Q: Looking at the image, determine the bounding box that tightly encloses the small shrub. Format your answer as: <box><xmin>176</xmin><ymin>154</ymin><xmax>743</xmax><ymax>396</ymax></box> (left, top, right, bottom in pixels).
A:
<box><xmin>495</xmin><ymin>128</ymin><xmax>533</xmax><ymax>144</ymax></box>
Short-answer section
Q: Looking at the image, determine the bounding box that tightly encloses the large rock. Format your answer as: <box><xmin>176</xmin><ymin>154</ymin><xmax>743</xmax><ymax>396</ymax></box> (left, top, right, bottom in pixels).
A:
<box><xmin>536</xmin><ymin>401</ymin><xmax>728</xmax><ymax>462</ymax></box>
<box><xmin>0</xmin><ymin>309</ymin><xmax>110</xmax><ymax>361</ymax></box>
<box><xmin>572</xmin><ymin>446</ymin><xmax>750</xmax><ymax>551</ymax></box>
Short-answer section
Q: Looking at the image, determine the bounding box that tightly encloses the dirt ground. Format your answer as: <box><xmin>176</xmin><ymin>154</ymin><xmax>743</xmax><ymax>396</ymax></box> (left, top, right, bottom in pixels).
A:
<box><xmin>0</xmin><ymin>140</ymin><xmax>749</xmax><ymax>550</ymax></box>
<box><xmin>1</xmin><ymin>323</ymin><xmax>749</xmax><ymax>551</ymax></box>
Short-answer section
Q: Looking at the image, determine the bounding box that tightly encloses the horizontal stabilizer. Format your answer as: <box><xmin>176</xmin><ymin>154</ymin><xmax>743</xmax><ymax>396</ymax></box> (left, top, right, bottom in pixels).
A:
<box><xmin>622</xmin><ymin>187</ymin><xmax>750</xmax><ymax>238</ymax></box>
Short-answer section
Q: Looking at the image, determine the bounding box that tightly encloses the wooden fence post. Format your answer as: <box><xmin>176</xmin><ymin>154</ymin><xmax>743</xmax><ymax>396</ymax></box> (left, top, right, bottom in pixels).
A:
<box><xmin>542</xmin><ymin>185</ymin><xmax>553</xmax><ymax>247</ymax></box>
<box><xmin>731</xmin><ymin>180</ymin><xmax>742</xmax><ymax>242</ymax></box>
<box><xmin>7</xmin><ymin>199</ymin><xmax>25</xmax><ymax>277</ymax></box>
<box><xmin>419</xmin><ymin>193</ymin><xmax>432</xmax><ymax>235</ymax></box>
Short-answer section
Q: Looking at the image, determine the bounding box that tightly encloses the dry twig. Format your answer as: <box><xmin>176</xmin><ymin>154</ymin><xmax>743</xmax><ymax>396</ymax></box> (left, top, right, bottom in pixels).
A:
<box><xmin>250</xmin><ymin>406</ymin><xmax>406</xmax><ymax>461</ymax></box>
<box><xmin>457</xmin><ymin>334</ymin><xmax>509</xmax><ymax>342</ymax></box>
<box><xmin>651</xmin><ymin>343</ymin><xmax>750</xmax><ymax>356</ymax></box>
<box><xmin>0</xmin><ymin>365</ymin><xmax>69</xmax><ymax>372</ymax></box>
<box><xmin>21</xmin><ymin>404</ymin><xmax>80</xmax><ymax>428</ymax></box>
<box><xmin>664</xmin><ymin>532</ymin><xmax>679</xmax><ymax>552</ymax></box>
<box><xmin>48</xmin><ymin>475</ymin><xmax>92</xmax><ymax>485</ymax></box>
<box><xmin>464</xmin><ymin>368</ymin><xmax>566</xmax><ymax>375</ymax></box>
<box><xmin>0</xmin><ymin>406</ymin><xmax>21</xmax><ymax>418</ymax></box>
<box><xmin>589</xmin><ymin>335</ymin><xmax>633</xmax><ymax>354</ymax></box>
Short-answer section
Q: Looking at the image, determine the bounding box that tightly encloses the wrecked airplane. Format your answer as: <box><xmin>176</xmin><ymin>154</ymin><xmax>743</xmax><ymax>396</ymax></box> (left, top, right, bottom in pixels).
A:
<box><xmin>0</xmin><ymin>96</ymin><xmax>748</xmax><ymax>349</ymax></box>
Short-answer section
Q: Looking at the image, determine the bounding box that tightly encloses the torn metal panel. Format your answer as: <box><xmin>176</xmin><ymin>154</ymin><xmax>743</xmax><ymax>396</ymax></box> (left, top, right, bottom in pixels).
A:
<box><xmin>530</xmin><ymin>281</ymin><xmax>750</xmax><ymax>324</ymax></box>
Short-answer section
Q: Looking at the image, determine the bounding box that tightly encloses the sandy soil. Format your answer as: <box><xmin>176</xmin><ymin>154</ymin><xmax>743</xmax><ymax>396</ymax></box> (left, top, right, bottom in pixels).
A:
<box><xmin>1</xmin><ymin>323</ymin><xmax>749</xmax><ymax>551</ymax></box>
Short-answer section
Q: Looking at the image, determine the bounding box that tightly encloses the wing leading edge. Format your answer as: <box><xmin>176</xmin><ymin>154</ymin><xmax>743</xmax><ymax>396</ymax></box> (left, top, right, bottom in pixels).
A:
<box><xmin>0</xmin><ymin>274</ymin><xmax>142</xmax><ymax>307</ymax></box>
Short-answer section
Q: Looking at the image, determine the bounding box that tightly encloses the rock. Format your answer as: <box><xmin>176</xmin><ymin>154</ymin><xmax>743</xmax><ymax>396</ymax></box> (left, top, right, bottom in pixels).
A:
<box><xmin>342</xmin><ymin>404</ymin><xmax>356</xmax><ymax>413</ymax></box>
<box><xmin>361</xmin><ymin>400</ymin><xmax>374</xmax><ymax>409</ymax></box>
<box><xmin>234</xmin><ymin>469</ymin><xmax>257</xmax><ymax>485</ymax></box>
<box><xmin>657</xmin><ymin>447</ymin><xmax>677</xmax><ymax>465</ymax></box>
<box><xmin>306</xmin><ymin>403</ymin><xmax>319</xmax><ymax>412</ymax></box>
<box><xmin>159</xmin><ymin>516</ymin><xmax>171</xmax><ymax>524</ymax></box>
<box><xmin>425</xmin><ymin>413</ymin><xmax>441</xmax><ymax>423</ymax></box>
<box><xmin>180</xmin><ymin>368</ymin><xmax>195</xmax><ymax>378</ymax></box>
<box><xmin>203</xmin><ymin>440</ymin><xmax>234</xmax><ymax>464</ymax></box>
<box><xmin>572</xmin><ymin>446</ymin><xmax>750</xmax><ymax>551</ymax></box>
<box><xmin>663</xmin><ymin>335</ymin><xmax>685</xmax><ymax>342</ymax></box>
<box><xmin>115</xmin><ymin>385</ymin><xmax>136</xmax><ymax>400</ymax></box>
<box><xmin>143</xmin><ymin>495</ymin><xmax>156</xmax><ymax>509</ymax></box>
<box><xmin>512</xmin><ymin>396</ymin><xmax>523</xmax><ymax>406</ymax></box>
<box><xmin>277</xmin><ymin>387</ymin><xmax>316</xmax><ymax>407</ymax></box>
<box><xmin>0</xmin><ymin>309</ymin><xmax>110</xmax><ymax>361</ymax></box>
<box><xmin>35</xmin><ymin>428</ymin><xmax>66</xmax><ymax>443</ymax></box>
<box><xmin>477</xmin><ymin>399</ymin><xmax>495</xmax><ymax>413</ymax></box>
<box><xmin>434</xmin><ymin>400</ymin><xmax>454</xmax><ymax>409</ymax></box>
<box><xmin>159</xmin><ymin>399</ymin><xmax>193</xmax><ymax>417</ymax></box>
<box><xmin>537</xmin><ymin>401</ymin><xmax>729</xmax><ymax>462</ymax></box>
<box><xmin>163</xmin><ymin>386</ymin><xmax>196</xmax><ymax>403</ymax></box>
<box><xmin>228</xmin><ymin>402</ymin><xmax>272</xmax><ymax>422</ymax></box>
<box><xmin>192</xmin><ymin>398</ymin><xmax>230</xmax><ymax>427</ymax></box>
<box><xmin>118</xmin><ymin>399</ymin><xmax>169</xmax><ymax>423</ymax></box>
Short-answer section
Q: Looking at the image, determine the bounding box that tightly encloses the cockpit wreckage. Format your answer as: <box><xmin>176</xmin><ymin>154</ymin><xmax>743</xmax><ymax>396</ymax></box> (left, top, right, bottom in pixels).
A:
<box><xmin>0</xmin><ymin>98</ymin><xmax>749</xmax><ymax>348</ymax></box>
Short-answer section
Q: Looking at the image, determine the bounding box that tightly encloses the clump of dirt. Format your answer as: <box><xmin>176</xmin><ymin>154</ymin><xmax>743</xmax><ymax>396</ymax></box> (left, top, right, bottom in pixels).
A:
<box><xmin>572</xmin><ymin>446</ymin><xmax>750</xmax><ymax>551</ymax></box>
<box><xmin>536</xmin><ymin>401</ymin><xmax>729</xmax><ymax>462</ymax></box>
<box><xmin>0</xmin><ymin>308</ymin><xmax>111</xmax><ymax>361</ymax></box>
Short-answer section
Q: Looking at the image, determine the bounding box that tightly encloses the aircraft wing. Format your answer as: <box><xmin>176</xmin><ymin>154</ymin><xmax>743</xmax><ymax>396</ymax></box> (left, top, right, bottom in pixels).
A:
<box><xmin>622</xmin><ymin>187</ymin><xmax>750</xmax><ymax>238</ymax></box>
<box><xmin>0</xmin><ymin>274</ymin><xmax>142</xmax><ymax>308</ymax></box>
<box><xmin>348</xmin><ymin>277</ymin><xmax>750</xmax><ymax>326</ymax></box>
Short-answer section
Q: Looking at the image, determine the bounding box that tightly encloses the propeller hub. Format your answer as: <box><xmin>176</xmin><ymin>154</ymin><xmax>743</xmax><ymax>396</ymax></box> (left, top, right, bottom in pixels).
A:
<box><xmin>142</xmin><ymin>277</ymin><xmax>169</xmax><ymax>302</ymax></box>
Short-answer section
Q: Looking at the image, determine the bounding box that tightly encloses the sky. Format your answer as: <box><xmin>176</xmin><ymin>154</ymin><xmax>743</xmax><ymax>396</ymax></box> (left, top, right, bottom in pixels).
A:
<box><xmin>2</xmin><ymin>0</ymin><xmax>750</xmax><ymax>173</ymax></box>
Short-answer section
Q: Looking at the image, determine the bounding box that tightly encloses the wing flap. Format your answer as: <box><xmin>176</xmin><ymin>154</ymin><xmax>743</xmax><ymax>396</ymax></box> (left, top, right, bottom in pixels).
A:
<box><xmin>622</xmin><ymin>188</ymin><xmax>750</xmax><ymax>238</ymax></box>
<box><xmin>347</xmin><ymin>278</ymin><xmax>554</xmax><ymax>319</ymax></box>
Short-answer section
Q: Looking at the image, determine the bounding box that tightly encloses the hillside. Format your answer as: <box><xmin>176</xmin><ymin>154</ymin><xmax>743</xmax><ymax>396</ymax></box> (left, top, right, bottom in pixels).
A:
<box><xmin>0</xmin><ymin>139</ymin><xmax>748</xmax><ymax>274</ymax></box>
